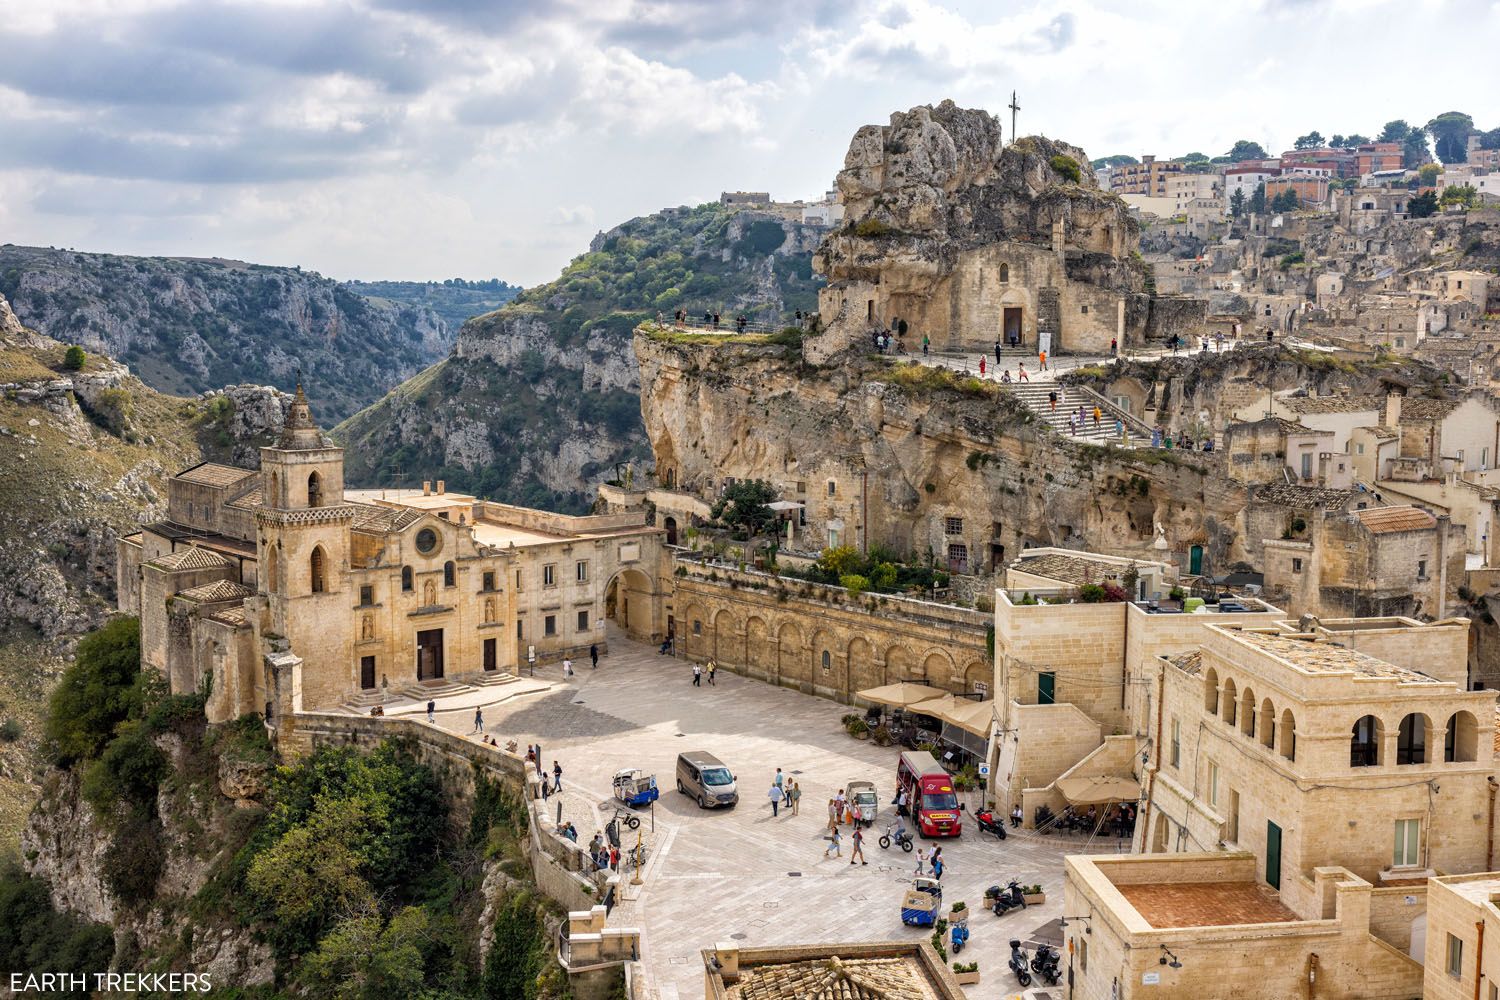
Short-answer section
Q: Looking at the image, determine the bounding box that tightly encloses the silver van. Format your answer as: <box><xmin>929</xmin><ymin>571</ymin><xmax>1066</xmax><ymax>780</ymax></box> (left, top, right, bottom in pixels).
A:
<box><xmin>675</xmin><ymin>751</ymin><xmax>738</xmax><ymax>808</ymax></box>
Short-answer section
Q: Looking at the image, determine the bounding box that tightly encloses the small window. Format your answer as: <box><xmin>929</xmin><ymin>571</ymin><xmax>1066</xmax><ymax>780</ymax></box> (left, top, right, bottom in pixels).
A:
<box><xmin>359</xmin><ymin>585</ymin><xmax>373</xmax><ymax>606</ymax></box>
<box><xmin>1356</xmin><ymin>443</ymin><xmax>1365</xmax><ymax>455</ymax></box>
<box><xmin>1170</xmin><ymin>716</ymin><xmax>1181</xmax><ymax>768</ymax></box>
<box><xmin>576</xmin><ymin>560</ymin><xmax>589</xmax><ymax>582</ymax></box>
<box><xmin>543</xmin><ymin>564</ymin><xmax>556</xmax><ymax>587</ymax></box>
<box><xmin>482</xmin><ymin>571</ymin><xmax>495</xmax><ymax>592</ymax></box>
<box><xmin>1081</xmin><ymin>304</ymin><xmax>1089</xmax><ymax>314</ymax></box>
<box><xmin>827</xmin><ymin>480</ymin><xmax>836</xmax><ymax>497</ymax></box>
<box><xmin>1418</xmin><ymin>560</ymin><xmax>1428</xmax><ymax>579</ymax></box>
<box><xmin>1395</xmin><ymin>818</ymin><xmax>1421</xmax><ymax>867</ymax></box>
<box><xmin>443</xmin><ymin>561</ymin><xmax>455</xmax><ymax>587</ymax></box>
<box><xmin>544</xmin><ymin>615</ymin><xmax>557</xmax><ymax>637</ymax></box>
<box><xmin>402</xmin><ymin>566</ymin><xmax>413</xmax><ymax>592</ymax></box>
<box><xmin>310</xmin><ymin>546</ymin><xmax>326</xmax><ymax>593</ymax></box>
<box><xmin>692</xmin><ymin>619</ymin><xmax>702</xmax><ymax>636</ymax></box>
<box><xmin>577</xmin><ymin>610</ymin><xmax>590</xmax><ymax>631</ymax></box>
<box><xmin>515</xmin><ymin>569</ymin><xmax>523</xmax><ymax>591</ymax></box>
<box><xmin>944</xmin><ymin>516</ymin><xmax>964</xmax><ymax>535</ymax></box>
<box><xmin>1291</xmin><ymin>558</ymin><xmax>1303</xmax><ymax>574</ymax></box>
<box><xmin>821</xmin><ymin>650</ymin><xmax>831</xmax><ymax>671</ymax></box>
<box><xmin>1208</xmin><ymin>760</ymin><xmax>1219</xmax><ymax>806</ymax></box>
<box><xmin>1447</xmin><ymin>932</ymin><xmax>1463</xmax><ymax>978</ymax></box>
<box><xmin>516</xmin><ymin>619</ymin><xmax>524</xmax><ymax>640</ymax></box>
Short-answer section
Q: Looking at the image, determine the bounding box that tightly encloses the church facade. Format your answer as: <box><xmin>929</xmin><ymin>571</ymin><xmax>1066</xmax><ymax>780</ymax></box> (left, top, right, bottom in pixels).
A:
<box><xmin>118</xmin><ymin>387</ymin><xmax>668</xmax><ymax>723</ymax></box>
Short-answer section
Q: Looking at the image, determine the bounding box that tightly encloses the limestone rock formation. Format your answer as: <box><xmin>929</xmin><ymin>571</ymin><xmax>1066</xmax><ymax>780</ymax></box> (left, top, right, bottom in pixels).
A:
<box><xmin>810</xmin><ymin>101</ymin><xmax>1147</xmax><ymax>362</ymax></box>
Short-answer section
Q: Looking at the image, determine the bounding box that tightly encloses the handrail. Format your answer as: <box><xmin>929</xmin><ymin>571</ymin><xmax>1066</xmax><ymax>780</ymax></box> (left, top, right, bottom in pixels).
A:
<box><xmin>1071</xmin><ymin>384</ymin><xmax>1157</xmax><ymax>438</ymax></box>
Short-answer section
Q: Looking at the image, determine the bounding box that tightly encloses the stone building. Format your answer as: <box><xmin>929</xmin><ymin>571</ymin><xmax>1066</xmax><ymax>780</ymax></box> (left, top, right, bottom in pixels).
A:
<box><xmin>809</xmin><ymin>101</ymin><xmax>1149</xmax><ymax>362</ymax></box>
<box><xmin>1062</xmin><ymin>619</ymin><xmax>1499</xmax><ymax>999</ymax></box>
<box><xmin>1423</xmin><ymin>873</ymin><xmax>1500</xmax><ymax>1000</ymax></box>
<box><xmin>117</xmin><ymin>386</ymin><xmax>667</xmax><ymax>722</ymax></box>
<box><xmin>701</xmin><ymin>940</ymin><xmax>966</xmax><ymax>999</ymax></box>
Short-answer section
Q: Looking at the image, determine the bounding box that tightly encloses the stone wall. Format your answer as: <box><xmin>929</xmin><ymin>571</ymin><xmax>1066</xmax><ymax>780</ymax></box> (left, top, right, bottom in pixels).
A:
<box><xmin>671</xmin><ymin>561</ymin><xmax>990</xmax><ymax>701</ymax></box>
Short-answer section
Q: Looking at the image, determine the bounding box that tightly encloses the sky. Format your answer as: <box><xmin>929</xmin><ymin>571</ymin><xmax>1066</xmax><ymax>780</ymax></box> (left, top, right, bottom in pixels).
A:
<box><xmin>0</xmin><ymin>0</ymin><xmax>1497</xmax><ymax>287</ymax></box>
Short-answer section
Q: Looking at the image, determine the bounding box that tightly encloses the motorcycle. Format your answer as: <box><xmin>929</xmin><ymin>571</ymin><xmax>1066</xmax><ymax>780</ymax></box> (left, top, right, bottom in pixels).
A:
<box><xmin>949</xmin><ymin>913</ymin><xmax>969</xmax><ymax>955</ymax></box>
<box><xmin>974</xmin><ymin>809</ymin><xmax>1008</xmax><ymax>840</ymax></box>
<box><xmin>1032</xmin><ymin>943</ymin><xmax>1061</xmax><ymax>985</ymax></box>
<box><xmin>1008</xmin><ymin>940</ymin><xmax>1033</xmax><ymax>988</ymax></box>
<box><xmin>878</xmin><ymin>823</ymin><xmax>915</xmax><ymax>853</ymax></box>
<box><xmin>987</xmin><ymin>880</ymin><xmax>1028</xmax><ymax>917</ymax></box>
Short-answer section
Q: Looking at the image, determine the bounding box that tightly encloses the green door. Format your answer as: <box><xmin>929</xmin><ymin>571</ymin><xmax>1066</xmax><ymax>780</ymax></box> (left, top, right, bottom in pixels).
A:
<box><xmin>1190</xmin><ymin>545</ymin><xmax>1203</xmax><ymax>575</ymax></box>
<box><xmin>1266</xmin><ymin>821</ymin><xmax>1282</xmax><ymax>890</ymax></box>
<box><xmin>1038</xmin><ymin>672</ymin><xmax>1056</xmax><ymax>705</ymax></box>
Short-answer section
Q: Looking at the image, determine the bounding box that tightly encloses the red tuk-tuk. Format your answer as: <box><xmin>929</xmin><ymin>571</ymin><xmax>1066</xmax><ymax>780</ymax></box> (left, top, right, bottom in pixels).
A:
<box><xmin>897</xmin><ymin>750</ymin><xmax>961</xmax><ymax>838</ymax></box>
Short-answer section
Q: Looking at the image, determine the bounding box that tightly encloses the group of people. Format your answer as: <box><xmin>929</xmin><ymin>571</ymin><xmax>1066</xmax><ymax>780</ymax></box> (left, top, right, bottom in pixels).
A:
<box><xmin>691</xmin><ymin>660</ymin><xmax>718</xmax><ymax>686</ymax></box>
<box><xmin>766</xmin><ymin>767</ymin><xmax>802</xmax><ymax>817</ymax></box>
<box><xmin>586</xmin><ymin>832</ymin><xmax>623</xmax><ymax>872</ymax></box>
<box><xmin>913</xmin><ymin>844</ymin><xmax>945</xmax><ymax>879</ymax></box>
<box><xmin>667</xmin><ymin>308</ymin><xmax>752</xmax><ymax>332</ymax></box>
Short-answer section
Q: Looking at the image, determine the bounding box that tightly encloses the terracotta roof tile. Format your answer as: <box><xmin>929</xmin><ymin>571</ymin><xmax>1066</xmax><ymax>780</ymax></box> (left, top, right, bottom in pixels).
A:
<box><xmin>175</xmin><ymin>462</ymin><xmax>257</xmax><ymax>489</ymax></box>
<box><xmin>177</xmin><ymin>580</ymin><xmax>252</xmax><ymax>603</ymax></box>
<box><xmin>1354</xmin><ymin>505</ymin><xmax>1436</xmax><ymax>534</ymax></box>
<box><xmin>1010</xmin><ymin>552</ymin><xmax>1127</xmax><ymax>587</ymax></box>
<box><xmin>735</xmin><ymin>956</ymin><xmax>932</xmax><ymax>1000</ymax></box>
<box><xmin>1252</xmin><ymin>483</ymin><xmax>1355</xmax><ymax>510</ymax></box>
<box><xmin>226</xmin><ymin>486</ymin><xmax>263</xmax><ymax>509</ymax></box>
<box><xmin>148</xmin><ymin>547</ymin><xmax>232</xmax><ymax>571</ymax></box>
<box><xmin>1278</xmin><ymin>394</ymin><xmax>1381</xmax><ymax>415</ymax></box>
<box><xmin>1400</xmin><ymin>396</ymin><xmax>1462</xmax><ymax>420</ymax></box>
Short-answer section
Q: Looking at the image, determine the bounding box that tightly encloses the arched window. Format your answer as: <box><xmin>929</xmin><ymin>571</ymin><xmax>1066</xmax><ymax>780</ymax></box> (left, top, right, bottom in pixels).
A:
<box><xmin>1397</xmin><ymin>714</ymin><xmax>1428</xmax><ymax>765</ymax></box>
<box><xmin>1279</xmin><ymin>708</ymin><xmax>1296</xmax><ymax>761</ymax></box>
<box><xmin>1221</xmin><ymin>678</ymin><xmax>1237</xmax><ymax>727</ymax></box>
<box><xmin>1351</xmin><ymin>715</ymin><xmax>1382</xmax><ymax>767</ymax></box>
<box><xmin>308</xmin><ymin>470</ymin><xmax>323</xmax><ymax>508</ymax></box>
<box><xmin>1259</xmin><ymin>698</ymin><xmax>1275</xmax><ymax>749</ymax></box>
<box><xmin>999</xmin><ymin>263</ymin><xmax>1010</xmax><ymax>283</ymax></box>
<box><xmin>444</xmin><ymin>561</ymin><xmax>455</xmax><ymax>588</ymax></box>
<box><xmin>401</xmin><ymin>566</ymin><xmax>413</xmax><ymax>592</ymax></box>
<box><xmin>310</xmin><ymin>546</ymin><xmax>326</xmax><ymax>594</ymax></box>
<box><xmin>1239</xmin><ymin>687</ymin><xmax>1256</xmax><ymax>738</ymax></box>
<box><xmin>1446</xmin><ymin>711</ymin><xmax>1478</xmax><ymax>763</ymax></box>
<box><xmin>270</xmin><ymin>471</ymin><xmax>280</xmax><ymax>508</ymax></box>
<box><xmin>264</xmin><ymin>544</ymin><xmax>279</xmax><ymax>594</ymax></box>
<box><xmin>1203</xmin><ymin>668</ymin><xmax>1219</xmax><ymax>714</ymax></box>
<box><xmin>821</xmin><ymin>650</ymin><xmax>831</xmax><ymax>670</ymax></box>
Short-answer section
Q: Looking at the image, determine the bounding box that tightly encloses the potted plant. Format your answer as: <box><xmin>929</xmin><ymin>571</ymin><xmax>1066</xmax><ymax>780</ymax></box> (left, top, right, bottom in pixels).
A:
<box><xmin>847</xmin><ymin>718</ymin><xmax>871</xmax><ymax>740</ymax></box>
<box><xmin>952</xmin><ymin>961</ymin><xmax>981</xmax><ymax>986</ymax></box>
<box><xmin>1021</xmin><ymin>884</ymin><xmax>1046</xmax><ymax>905</ymax></box>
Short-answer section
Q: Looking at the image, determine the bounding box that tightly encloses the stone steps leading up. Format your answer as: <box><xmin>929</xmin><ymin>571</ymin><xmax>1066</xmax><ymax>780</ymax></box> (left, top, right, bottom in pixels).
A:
<box><xmin>399</xmin><ymin>678</ymin><xmax>469</xmax><ymax>700</ymax></box>
<box><xmin>1007</xmin><ymin>383</ymin><xmax>1145</xmax><ymax>447</ymax></box>
<box><xmin>470</xmin><ymin>671</ymin><xmax>522</xmax><ymax>687</ymax></box>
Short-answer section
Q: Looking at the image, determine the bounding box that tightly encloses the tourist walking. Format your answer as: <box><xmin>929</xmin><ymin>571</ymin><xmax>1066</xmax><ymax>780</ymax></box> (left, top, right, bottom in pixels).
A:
<box><xmin>1092</xmin><ymin>405</ymin><xmax>1101</xmax><ymax>428</ymax></box>
<box><xmin>707</xmin><ymin>660</ymin><xmax>717</xmax><ymax>685</ymax></box>
<box><xmin>562</xmin><ymin>657</ymin><xmax>573</xmax><ymax>677</ymax></box>
<box><xmin>789</xmin><ymin>780</ymin><xmax>801</xmax><ymax>815</ymax></box>
<box><xmin>978</xmin><ymin>355</ymin><xmax>986</xmax><ymax>376</ymax></box>
<box><xmin>552</xmin><ymin>760</ymin><xmax>563</xmax><ymax>791</ymax></box>
<box><xmin>994</xmin><ymin>339</ymin><xmax>1002</xmax><ymax>365</ymax></box>
<box><xmin>922</xmin><ymin>334</ymin><xmax>929</xmax><ymax>356</ymax></box>
<box><xmin>692</xmin><ymin>663</ymin><xmax>702</xmax><ymax>686</ymax></box>
<box><xmin>824</xmin><ymin>828</ymin><xmax>842</xmax><ymax>859</ymax></box>
<box><xmin>1048</xmin><ymin>390</ymin><xmax>1057</xmax><ymax>412</ymax></box>
<box><xmin>850</xmin><ymin>825</ymin><xmax>867</xmax><ymax>865</ymax></box>
<box><xmin>472</xmin><ymin>707</ymin><xmax>484</xmax><ymax>734</ymax></box>
<box><xmin>769</xmin><ymin>782</ymin><xmax>782</xmax><ymax>817</ymax></box>
<box><xmin>427</xmin><ymin>699</ymin><xmax>435</xmax><ymax>724</ymax></box>
<box><xmin>1017</xmin><ymin>362</ymin><xmax>1029</xmax><ymax>382</ymax></box>
<box><xmin>1039</xmin><ymin>349</ymin><xmax>1048</xmax><ymax>371</ymax></box>
<box><xmin>774</xmin><ymin>767</ymin><xmax>784</xmax><ymax>803</ymax></box>
<box><xmin>1110</xmin><ymin>336</ymin><xmax>1118</xmax><ymax>355</ymax></box>
<box><xmin>914</xmin><ymin>846</ymin><xmax>928</xmax><ymax>875</ymax></box>
<box><xmin>827</xmin><ymin>798</ymin><xmax>839</xmax><ymax>833</ymax></box>
<box><xmin>930</xmin><ymin>846</ymin><xmax>944</xmax><ymax>880</ymax></box>
<box><xmin>590</xmin><ymin>643</ymin><xmax>599</xmax><ymax>668</ymax></box>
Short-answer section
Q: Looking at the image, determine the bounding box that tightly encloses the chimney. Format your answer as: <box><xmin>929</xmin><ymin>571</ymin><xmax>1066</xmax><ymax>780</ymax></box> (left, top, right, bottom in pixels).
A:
<box><xmin>713</xmin><ymin>944</ymin><xmax>740</xmax><ymax>980</ymax></box>
<box><xmin>1383</xmin><ymin>390</ymin><xmax>1402</xmax><ymax>428</ymax></box>
<box><xmin>422</xmin><ymin>480</ymin><xmax>432</xmax><ymax>496</ymax></box>
<box><xmin>437</xmin><ymin>480</ymin><xmax>446</xmax><ymax>495</ymax></box>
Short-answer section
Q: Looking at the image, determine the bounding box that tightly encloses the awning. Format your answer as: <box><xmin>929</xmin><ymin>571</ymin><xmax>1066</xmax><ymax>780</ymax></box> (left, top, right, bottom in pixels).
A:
<box><xmin>1056</xmin><ymin>774</ymin><xmax>1141</xmax><ymax>806</ymax></box>
<box><xmin>857</xmin><ymin>682</ymin><xmax>948</xmax><ymax>708</ymax></box>
<box><xmin>766</xmin><ymin>501</ymin><xmax>806</xmax><ymax>511</ymax></box>
<box><xmin>907</xmin><ymin>696</ymin><xmax>996</xmax><ymax>737</ymax></box>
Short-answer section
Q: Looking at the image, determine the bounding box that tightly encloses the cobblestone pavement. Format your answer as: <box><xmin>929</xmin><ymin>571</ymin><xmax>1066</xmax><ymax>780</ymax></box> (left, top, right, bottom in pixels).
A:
<box><xmin>435</xmin><ymin>629</ymin><xmax>1128</xmax><ymax>998</ymax></box>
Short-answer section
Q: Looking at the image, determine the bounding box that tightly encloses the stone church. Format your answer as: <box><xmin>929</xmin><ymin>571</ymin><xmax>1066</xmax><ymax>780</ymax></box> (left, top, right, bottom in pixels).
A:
<box><xmin>118</xmin><ymin>386</ymin><xmax>666</xmax><ymax>723</ymax></box>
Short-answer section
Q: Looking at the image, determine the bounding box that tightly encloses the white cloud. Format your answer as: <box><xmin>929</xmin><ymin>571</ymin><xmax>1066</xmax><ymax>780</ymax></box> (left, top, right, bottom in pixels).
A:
<box><xmin>551</xmin><ymin>203</ymin><xmax>595</xmax><ymax>226</ymax></box>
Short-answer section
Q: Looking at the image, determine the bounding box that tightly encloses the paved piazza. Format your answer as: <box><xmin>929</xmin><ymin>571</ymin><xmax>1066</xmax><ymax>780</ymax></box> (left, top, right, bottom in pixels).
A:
<box><xmin>432</xmin><ymin>628</ymin><xmax>1127</xmax><ymax>999</ymax></box>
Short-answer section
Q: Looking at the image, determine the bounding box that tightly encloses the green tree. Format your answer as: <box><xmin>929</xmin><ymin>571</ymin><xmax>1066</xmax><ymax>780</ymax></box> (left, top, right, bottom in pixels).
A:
<box><xmin>1479</xmin><ymin>127</ymin><xmax>1500</xmax><ymax>151</ymax></box>
<box><xmin>1226</xmin><ymin>139</ymin><xmax>1269</xmax><ymax>162</ymax></box>
<box><xmin>62</xmin><ymin>345</ymin><xmax>86</xmax><ymax>370</ymax></box>
<box><xmin>1271</xmin><ymin>189</ymin><xmax>1301</xmax><ymax>212</ymax></box>
<box><xmin>818</xmin><ymin>545</ymin><xmax>865</xmax><ymax>579</ymax></box>
<box><xmin>1408</xmin><ymin>190</ymin><xmax>1439</xmax><ymax>218</ymax></box>
<box><xmin>1426</xmin><ymin>111</ymin><xmax>1475</xmax><ymax>164</ymax></box>
<box><xmin>1293</xmin><ymin>131</ymin><xmax>1325</xmax><ymax>150</ymax></box>
<box><xmin>1441</xmin><ymin>184</ymin><xmax>1479</xmax><ymax>209</ymax></box>
<box><xmin>1403</xmin><ymin>128</ymin><xmax>1430</xmax><ymax>168</ymax></box>
<box><xmin>1329</xmin><ymin>134</ymin><xmax>1346</xmax><ymax>148</ymax></box>
<box><xmin>709</xmin><ymin>479</ymin><xmax>777</xmax><ymax>538</ymax></box>
<box><xmin>1249</xmin><ymin>181</ymin><xmax>1267</xmax><ymax>215</ymax></box>
<box><xmin>1379</xmin><ymin>120</ymin><xmax>1412</xmax><ymax>142</ymax></box>
<box><xmin>300</xmin><ymin>907</ymin><xmax>430</xmax><ymax>1000</ymax></box>
<box><xmin>1089</xmin><ymin>154</ymin><xmax>1139</xmax><ymax>169</ymax></box>
<box><xmin>1229</xmin><ymin>189</ymin><xmax>1247</xmax><ymax>218</ymax></box>
<box><xmin>1342</xmin><ymin>133</ymin><xmax>1370</xmax><ymax>147</ymax></box>
<box><xmin>1418</xmin><ymin>163</ymin><xmax>1442</xmax><ymax>186</ymax></box>
<box><xmin>45</xmin><ymin>617</ymin><xmax>142</xmax><ymax>764</ymax></box>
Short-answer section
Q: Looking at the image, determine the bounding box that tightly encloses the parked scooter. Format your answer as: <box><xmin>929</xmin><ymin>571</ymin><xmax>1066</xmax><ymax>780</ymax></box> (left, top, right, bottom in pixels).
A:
<box><xmin>1008</xmin><ymin>940</ymin><xmax>1034</xmax><ymax>988</ymax></box>
<box><xmin>949</xmin><ymin>914</ymin><xmax>969</xmax><ymax>954</ymax></box>
<box><xmin>973</xmin><ymin>808</ymin><xmax>1008</xmax><ymax>840</ymax></box>
<box><xmin>988</xmin><ymin>880</ymin><xmax>1028</xmax><ymax>916</ymax></box>
<box><xmin>878</xmin><ymin>822</ymin><xmax>915</xmax><ymax>853</ymax></box>
<box><xmin>1031</xmin><ymin>943</ymin><xmax>1062</xmax><ymax>985</ymax></box>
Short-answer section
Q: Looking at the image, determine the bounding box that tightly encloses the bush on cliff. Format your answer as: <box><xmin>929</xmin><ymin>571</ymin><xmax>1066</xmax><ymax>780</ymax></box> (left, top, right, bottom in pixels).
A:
<box><xmin>0</xmin><ymin>862</ymin><xmax>115</xmax><ymax>997</ymax></box>
<box><xmin>45</xmin><ymin>616</ymin><xmax>143</xmax><ymax>765</ymax></box>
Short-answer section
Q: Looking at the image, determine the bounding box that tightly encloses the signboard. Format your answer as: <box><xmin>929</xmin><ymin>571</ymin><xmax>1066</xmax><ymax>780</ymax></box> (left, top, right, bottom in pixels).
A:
<box><xmin>1141</xmin><ymin>972</ymin><xmax>1161</xmax><ymax>985</ymax></box>
<box><xmin>978</xmin><ymin>764</ymin><xmax>991</xmax><ymax>777</ymax></box>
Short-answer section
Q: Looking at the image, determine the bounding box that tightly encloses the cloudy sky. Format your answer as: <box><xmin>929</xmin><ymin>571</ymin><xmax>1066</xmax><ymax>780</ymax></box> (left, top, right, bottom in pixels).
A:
<box><xmin>0</xmin><ymin>0</ymin><xmax>1496</xmax><ymax>286</ymax></box>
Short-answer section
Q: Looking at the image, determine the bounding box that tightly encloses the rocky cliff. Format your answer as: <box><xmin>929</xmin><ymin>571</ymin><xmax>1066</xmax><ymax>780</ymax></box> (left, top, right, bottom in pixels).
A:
<box><xmin>336</xmin><ymin>202</ymin><xmax>827</xmax><ymax>511</ymax></box>
<box><xmin>0</xmin><ymin>245</ymin><xmax>460</xmax><ymax>423</ymax></box>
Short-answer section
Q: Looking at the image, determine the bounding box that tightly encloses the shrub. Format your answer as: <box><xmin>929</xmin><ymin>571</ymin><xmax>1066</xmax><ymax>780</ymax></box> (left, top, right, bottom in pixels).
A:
<box><xmin>853</xmin><ymin>219</ymin><xmax>894</xmax><ymax>238</ymax></box>
<box><xmin>1049</xmin><ymin>154</ymin><xmax>1082</xmax><ymax>183</ymax></box>
<box><xmin>0</xmin><ymin>718</ymin><xmax>20</xmax><ymax>742</ymax></box>
<box><xmin>840</xmin><ymin>574</ymin><xmax>870</xmax><ymax>597</ymax></box>
<box><xmin>871</xmin><ymin>725</ymin><xmax>894</xmax><ymax>747</ymax></box>
<box><xmin>45</xmin><ymin>617</ymin><xmax>142</xmax><ymax>764</ymax></box>
<box><xmin>92</xmin><ymin>387</ymin><xmax>134</xmax><ymax>434</ymax></box>
<box><xmin>63</xmin><ymin>345</ymin><xmax>86</xmax><ymax>370</ymax></box>
<box><xmin>101</xmin><ymin>808</ymin><xmax>165</xmax><ymax>906</ymax></box>
<box><xmin>0</xmin><ymin>862</ymin><xmax>115</xmax><ymax>991</ymax></box>
<box><xmin>845</xmin><ymin>718</ymin><xmax>870</xmax><ymax>736</ymax></box>
<box><xmin>82</xmin><ymin>722</ymin><xmax>167</xmax><ymax>815</ymax></box>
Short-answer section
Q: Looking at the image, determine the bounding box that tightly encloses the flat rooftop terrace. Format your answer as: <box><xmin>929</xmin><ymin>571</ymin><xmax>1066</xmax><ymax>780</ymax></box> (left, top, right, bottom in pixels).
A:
<box><xmin>1115</xmin><ymin>881</ymin><xmax>1298</xmax><ymax>929</ymax></box>
<box><xmin>469</xmin><ymin>521</ymin><xmax>568</xmax><ymax>548</ymax></box>
<box><xmin>1228</xmin><ymin>628</ymin><xmax>1439</xmax><ymax>682</ymax></box>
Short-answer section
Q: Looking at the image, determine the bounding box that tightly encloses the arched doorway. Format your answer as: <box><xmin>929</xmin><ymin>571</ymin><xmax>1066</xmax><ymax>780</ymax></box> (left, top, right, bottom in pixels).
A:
<box><xmin>605</xmin><ymin>568</ymin><xmax>655</xmax><ymax>639</ymax></box>
<box><xmin>663</xmin><ymin>516</ymin><xmax>679</xmax><ymax>546</ymax></box>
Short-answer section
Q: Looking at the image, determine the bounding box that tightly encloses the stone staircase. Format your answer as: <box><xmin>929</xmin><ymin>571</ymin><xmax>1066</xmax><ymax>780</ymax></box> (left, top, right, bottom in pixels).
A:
<box><xmin>398</xmin><ymin>677</ymin><xmax>469</xmax><ymax>700</ymax></box>
<box><xmin>470</xmin><ymin>671</ymin><xmax>522</xmax><ymax>688</ymax></box>
<box><xmin>1007</xmin><ymin>382</ymin><xmax>1148</xmax><ymax>447</ymax></box>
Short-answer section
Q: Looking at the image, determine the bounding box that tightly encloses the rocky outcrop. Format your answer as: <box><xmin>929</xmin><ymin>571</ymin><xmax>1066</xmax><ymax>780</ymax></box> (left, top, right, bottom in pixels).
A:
<box><xmin>0</xmin><ymin>245</ymin><xmax>458</xmax><ymax>422</ymax></box>
<box><xmin>336</xmin><ymin>203</ymin><xmax>827</xmax><ymax>511</ymax></box>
